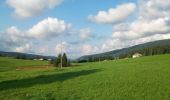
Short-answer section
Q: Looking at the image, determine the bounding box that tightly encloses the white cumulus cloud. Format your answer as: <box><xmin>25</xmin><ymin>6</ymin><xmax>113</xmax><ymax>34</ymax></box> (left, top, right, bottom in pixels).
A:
<box><xmin>15</xmin><ymin>43</ymin><xmax>32</xmax><ymax>53</ymax></box>
<box><xmin>0</xmin><ymin>26</ymin><xmax>26</xmax><ymax>49</ymax></box>
<box><xmin>100</xmin><ymin>0</ymin><xmax>170</xmax><ymax>52</ymax></box>
<box><xmin>88</xmin><ymin>3</ymin><xmax>136</xmax><ymax>24</ymax></box>
<box><xmin>101</xmin><ymin>39</ymin><xmax>127</xmax><ymax>52</ymax></box>
<box><xmin>28</xmin><ymin>17</ymin><xmax>71</xmax><ymax>39</ymax></box>
<box><xmin>6</xmin><ymin>0</ymin><xmax>63</xmax><ymax>19</ymax></box>
<box><xmin>139</xmin><ymin>0</ymin><xmax>170</xmax><ymax>20</ymax></box>
<box><xmin>112</xmin><ymin>17</ymin><xmax>170</xmax><ymax>40</ymax></box>
<box><xmin>0</xmin><ymin>17</ymin><xmax>72</xmax><ymax>53</ymax></box>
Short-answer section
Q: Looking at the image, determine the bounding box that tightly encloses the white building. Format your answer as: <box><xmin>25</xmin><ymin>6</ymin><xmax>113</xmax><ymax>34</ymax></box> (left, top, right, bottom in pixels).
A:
<box><xmin>48</xmin><ymin>59</ymin><xmax>52</xmax><ymax>61</ymax></box>
<box><xmin>39</xmin><ymin>58</ymin><xmax>44</xmax><ymax>61</ymax></box>
<box><xmin>132</xmin><ymin>53</ymin><xmax>142</xmax><ymax>58</ymax></box>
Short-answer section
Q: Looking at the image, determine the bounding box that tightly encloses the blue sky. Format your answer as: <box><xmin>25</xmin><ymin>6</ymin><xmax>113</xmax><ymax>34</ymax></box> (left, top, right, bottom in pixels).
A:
<box><xmin>0</xmin><ymin>0</ymin><xmax>170</xmax><ymax>58</ymax></box>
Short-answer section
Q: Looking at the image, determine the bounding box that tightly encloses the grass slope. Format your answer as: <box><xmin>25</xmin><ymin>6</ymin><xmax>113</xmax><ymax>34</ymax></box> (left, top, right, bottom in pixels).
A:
<box><xmin>0</xmin><ymin>55</ymin><xmax>170</xmax><ymax>100</ymax></box>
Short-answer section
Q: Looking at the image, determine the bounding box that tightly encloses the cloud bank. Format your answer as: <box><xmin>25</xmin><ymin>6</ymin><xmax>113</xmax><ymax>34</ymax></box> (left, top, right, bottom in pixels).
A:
<box><xmin>98</xmin><ymin>0</ymin><xmax>170</xmax><ymax>52</ymax></box>
<box><xmin>1</xmin><ymin>0</ymin><xmax>170</xmax><ymax>58</ymax></box>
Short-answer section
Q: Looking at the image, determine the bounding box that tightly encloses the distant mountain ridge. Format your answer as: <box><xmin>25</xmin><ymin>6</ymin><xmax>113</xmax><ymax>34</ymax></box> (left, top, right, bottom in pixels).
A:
<box><xmin>77</xmin><ymin>39</ymin><xmax>170</xmax><ymax>62</ymax></box>
<box><xmin>0</xmin><ymin>51</ymin><xmax>56</xmax><ymax>60</ymax></box>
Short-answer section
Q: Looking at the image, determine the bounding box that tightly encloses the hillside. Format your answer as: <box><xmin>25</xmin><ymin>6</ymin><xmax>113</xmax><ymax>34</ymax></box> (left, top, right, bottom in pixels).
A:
<box><xmin>0</xmin><ymin>54</ymin><xmax>170</xmax><ymax>99</ymax></box>
<box><xmin>0</xmin><ymin>51</ymin><xmax>56</xmax><ymax>60</ymax></box>
<box><xmin>77</xmin><ymin>39</ymin><xmax>170</xmax><ymax>62</ymax></box>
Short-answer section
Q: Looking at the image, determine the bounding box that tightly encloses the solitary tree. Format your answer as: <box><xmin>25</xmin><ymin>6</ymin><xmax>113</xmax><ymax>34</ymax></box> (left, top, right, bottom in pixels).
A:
<box><xmin>62</xmin><ymin>53</ymin><xmax>68</xmax><ymax>67</ymax></box>
<box><xmin>54</xmin><ymin>54</ymin><xmax>61</xmax><ymax>67</ymax></box>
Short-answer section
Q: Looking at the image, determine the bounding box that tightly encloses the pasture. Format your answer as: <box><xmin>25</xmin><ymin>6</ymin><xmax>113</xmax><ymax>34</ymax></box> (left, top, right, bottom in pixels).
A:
<box><xmin>0</xmin><ymin>55</ymin><xmax>170</xmax><ymax>100</ymax></box>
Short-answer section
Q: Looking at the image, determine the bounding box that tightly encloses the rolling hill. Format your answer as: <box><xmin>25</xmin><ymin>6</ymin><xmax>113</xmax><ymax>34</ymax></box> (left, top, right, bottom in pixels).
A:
<box><xmin>0</xmin><ymin>51</ymin><xmax>56</xmax><ymax>60</ymax></box>
<box><xmin>77</xmin><ymin>39</ymin><xmax>170</xmax><ymax>62</ymax></box>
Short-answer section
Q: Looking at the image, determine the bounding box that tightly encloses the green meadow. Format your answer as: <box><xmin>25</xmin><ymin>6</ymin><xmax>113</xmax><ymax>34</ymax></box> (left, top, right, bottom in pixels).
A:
<box><xmin>0</xmin><ymin>55</ymin><xmax>170</xmax><ymax>100</ymax></box>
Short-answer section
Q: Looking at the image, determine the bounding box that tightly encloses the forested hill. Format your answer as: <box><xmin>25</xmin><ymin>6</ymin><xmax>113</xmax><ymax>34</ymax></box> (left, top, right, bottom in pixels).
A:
<box><xmin>77</xmin><ymin>39</ymin><xmax>170</xmax><ymax>62</ymax></box>
<box><xmin>0</xmin><ymin>51</ymin><xmax>55</xmax><ymax>60</ymax></box>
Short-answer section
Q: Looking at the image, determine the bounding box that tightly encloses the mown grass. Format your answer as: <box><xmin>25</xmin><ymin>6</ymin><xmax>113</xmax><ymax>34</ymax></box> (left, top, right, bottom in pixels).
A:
<box><xmin>0</xmin><ymin>55</ymin><xmax>170</xmax><ymax>100</ymax></box>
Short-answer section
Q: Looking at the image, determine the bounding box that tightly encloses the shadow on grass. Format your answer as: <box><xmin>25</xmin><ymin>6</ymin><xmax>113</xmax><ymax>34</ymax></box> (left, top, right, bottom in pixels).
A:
<box><xmin>0</xmin><ymin>69</ymin><xmax>101</xmax><ymax>91</ymax></box>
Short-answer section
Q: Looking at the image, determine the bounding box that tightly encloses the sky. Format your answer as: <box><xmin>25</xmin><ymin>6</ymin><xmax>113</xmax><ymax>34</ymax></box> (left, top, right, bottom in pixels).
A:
<box><xmin>0</xmin><ymin>0</ymin><xmax>170</xmax><ymax>58</ymax></box>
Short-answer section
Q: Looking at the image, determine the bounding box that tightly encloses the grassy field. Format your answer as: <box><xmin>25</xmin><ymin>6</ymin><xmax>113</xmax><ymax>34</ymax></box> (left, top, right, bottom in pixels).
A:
<box><xmin>0</xmin><ymin>57</ymin><xmax>49</xmax><ymax>72</ymax></box>
<box><xmin>0</xmin><ymin>55</ymin><xmax>170</xmax><ymax>100</ymax></box>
